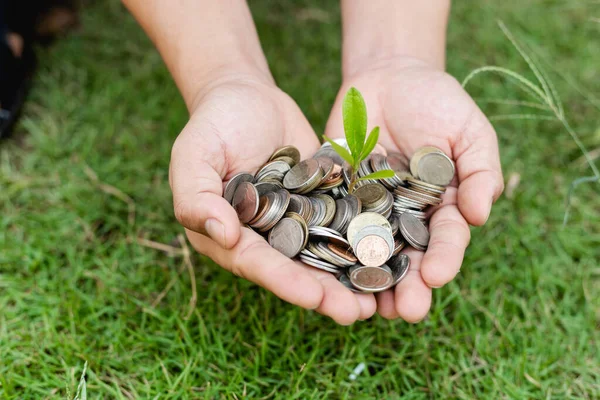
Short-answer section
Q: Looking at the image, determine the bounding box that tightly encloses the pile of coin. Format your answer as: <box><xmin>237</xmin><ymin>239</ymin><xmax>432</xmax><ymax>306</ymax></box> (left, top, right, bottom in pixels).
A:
<box><xmin>224</xmin><ymin>140</ymin><xmax>455</xmax><ymax>293</ymax></box>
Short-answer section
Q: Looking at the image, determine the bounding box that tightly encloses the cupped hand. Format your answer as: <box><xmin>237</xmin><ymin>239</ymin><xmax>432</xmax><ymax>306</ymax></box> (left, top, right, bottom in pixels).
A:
<box><xmin>170</xmin><ymin>74</ymin><xmax>377</xmax><ymax>324</ymax></box>
<box><xmin>325</xmin><ymin>57</ymin><xmax>504</xmax><ymax>322</ymax></box>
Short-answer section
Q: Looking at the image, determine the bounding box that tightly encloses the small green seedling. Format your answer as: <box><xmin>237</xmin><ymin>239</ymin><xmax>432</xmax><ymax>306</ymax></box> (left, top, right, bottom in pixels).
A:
<box><xmin>323</xmin><ymin>87</ymin><xmax>395</xmax><ymax>193</ymax></box>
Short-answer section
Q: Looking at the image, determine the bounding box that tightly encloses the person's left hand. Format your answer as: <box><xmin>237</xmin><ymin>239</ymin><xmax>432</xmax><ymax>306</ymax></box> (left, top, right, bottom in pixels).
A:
<box><xmin>324</xmin><ymin>56</ymin><xmax>504</xmax><ymax>322</ymax></box>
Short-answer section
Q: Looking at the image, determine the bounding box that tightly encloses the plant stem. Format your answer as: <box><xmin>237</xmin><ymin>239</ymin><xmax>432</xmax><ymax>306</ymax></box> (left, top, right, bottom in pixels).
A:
<box><xmin>348</xmin><ymin>169</ymin><xmax>358</xmax><ymax>194</ymax></box>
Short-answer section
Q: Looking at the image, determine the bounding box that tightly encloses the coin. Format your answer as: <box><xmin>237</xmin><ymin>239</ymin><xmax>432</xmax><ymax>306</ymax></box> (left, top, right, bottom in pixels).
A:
<box><xmin>319</xmin><ymin>163</ymin><xmax>343</xmax><ymax>189</ymax></box>
<box><xmin>224</xmin><ymin>172</ymin><xmax>254</xmax><ymax>204</ymax></box>
<box><xmin>388</xmin><ymin>254</ymin><xmax>410</xmax><ymax>285</ymax></box>
<box><xmin>338</xmin><ymin>273</ymin><xmax>364</xmax><ymax>293</ymax></box>
<box><xmin>283</xmin><ymin>158</ymin><xmax>323</xmax><ymax>193</ymax></box>
<box><xmin>409</xmin><ymin>146</ymin><xmax>445</xmax><ymax>178</ymax></box>
<box><xmin>255</xmin><ymin>160</ymin><xmax>291</xmax><ymax>183</ymax></box>
<box><xmin>327</xmin><ymin>242</ymin><xmax>357</xmax><ymax>263</ymax></box>
<box><xmin>315</xmin><ymin>156</ymin><xmax>335</xmax><ymax>184</ymax></box>
<box><xmin>417</xmin><ymin>151</ymin><xmax>455</xmax><ymax>186</ymax></box>
<box><xmin>248</xmin><ymin>194</ymin><xmax>270</xmax><ymax>226</ymax></box>
<box><xmin>346</xmin><ymin>212</ymin><xmax>392</xmax><ymax>249</ymax></box>
<box><xmin>354</xmin><ymin>183</ymin><xmax>388</xmax><ymax>209</ymax></box>
<box><xmin>399</xmin><ymin>213</ymin><xmax>430</xmax><ymax>251</ymax></box>
<box><xmin>328</xmin><ymin>198</ymin><xmax>348</xmax><ymax>232</ymax></box>
<box><xmin>355</xmin><ymin>234</ymin><xmax>391</xmax><ymax>267</ymax></box>
<box><xmin>308</xmin><ymin>226</ymin><xmax>350</xmax><ymax>247</ymax></box>
<box><xmin>249</xmin><ymin>190</ymin><xmax>290</xmax><ymax>232</ymax></box>
<box><xmin>254</xmin><ymin>181</ymin><xmax>283</xmax><ymax>196</ymax></box>
<box><xmin>312</xmin><ymin>194</ymin><xmax>336</xmax><ymax>227</ymax></box>
<box><xmin>387</xmin><ymin>152</ymin><xmax>409</xmax><ymax>172</ymax></box>
<box><xmin>299</xmin><ymin>254</ymin><xmax>341</xmax><ymax>274</ymax></box>
<box><xmin>369</xmin><ymin>153</ymin><xmax>403</xmax><ymax>189</ymax></box>
<box><xmin>314</xmin><ymin>142</ymin><xmax>345</xmax><ymax>166</ymax></box>
<box><xmin>269</xmin><ymin>145</ymin><xmax>301</xmax><ymax>166</ymax></box>
<box><xmin>348</xmin><ymin>264</ymin><xmax>394</xmax><ymax>293</ymax></box>
<box><xmin>232</xmin><ymin>182</ymin><xmax>259</xmax><ymax>223</ymax></box>
<box><xmin>285</xmin><ymin>212</ymin><xmax>309</xmax><ymax>249</ymax></box>
<box><xmin>268</xmin><ymin>217</ymin><xmax>306</xmax><ymax>258</ymax></box>
<box><xmin>392</xmin><ymin>237</ymin><xmax>406</xmax><ymax>255</ymax></box>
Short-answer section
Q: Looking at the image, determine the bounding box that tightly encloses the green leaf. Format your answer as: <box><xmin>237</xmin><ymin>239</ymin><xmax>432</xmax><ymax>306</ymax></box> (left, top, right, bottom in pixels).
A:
<box><xmin>358</xmin><ymin>169</ymin><xmax>396</xmax><ymax>181</ymax></box>
<box><xmin>342</xmin><ymin>87</ymin><xmax>368</xmax><ymax>160</ymax></box>
<box><xmin>359</xmin><ymin>126</ymin><xmax>380</xmax><ymax>161</ymax></box>
<box><xmin>322</xmin><ymin>136</ymin><xmax>355</xmax><ymax>165</ymax></box>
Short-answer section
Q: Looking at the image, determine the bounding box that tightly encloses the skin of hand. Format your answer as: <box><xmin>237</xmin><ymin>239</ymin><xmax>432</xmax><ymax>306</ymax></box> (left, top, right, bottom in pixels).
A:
<box><xmin>123</xmin><ymin>0</ymin><xmax>377</xmax><ymax>324</ymax></box>
<box><xmin>170</xmin><ymin>72</ymin><xmax>379</xmax><ymax>324</ymax></box>
<box><xmin>324</xmin><ymin>56</ymin><xmax>504</xmax><ymax>322</ymax></box>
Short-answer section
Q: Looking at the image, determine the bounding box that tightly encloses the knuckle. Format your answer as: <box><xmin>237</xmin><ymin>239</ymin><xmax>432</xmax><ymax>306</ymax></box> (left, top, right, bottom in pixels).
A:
<box><xmin>230</xmin><ymin>239</ymin><xmax>267</xmax><ymax>280</ymax></box>
<box><xmin>173</xmin><ymin>200</ymin><xmax>196</xmax><ymax>230</ymax></box>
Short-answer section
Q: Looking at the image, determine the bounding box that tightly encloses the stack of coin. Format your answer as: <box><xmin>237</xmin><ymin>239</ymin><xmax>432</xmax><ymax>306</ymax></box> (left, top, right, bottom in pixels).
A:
<box><xmin>369</xmin><ymin>153</ymin><xmax>404</xmax><ymax>189</ymax></box>
<box><xmin>223</xmin><ymin>140</ymin><xmax>455</xmax><ymax>294</ymax></box>
<box><xmin>354</xmin><ymin>183</ymin><xmax>394</xmax><ymax>218</ymax></box>
<box><xmin>283</xmin><ymin>159</ymin><xmax>324</xmax><ymax>194</ymax></box>
<box><xmin>410</xmin><ymin>146</ymin><xmax>455</xmax><ymax>186</ymax></box>
<box><xmin>248</xmin><ymin>189</ymin><xmax>291</xmax><ymax>232</ymax></box>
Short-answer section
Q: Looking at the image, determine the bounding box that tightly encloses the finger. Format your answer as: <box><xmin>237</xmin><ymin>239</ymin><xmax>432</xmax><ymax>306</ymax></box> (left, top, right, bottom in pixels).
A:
<box><xmin>355</xmin><ymin>293</ymin><xmax>377</xmax><ymax>320</ymax></box>
<box><xmin>420</xmin><ymin>187</ymin><xmax>470</xmax><ymax>288</ymax></box>
<box><xmin>394</xmin><ymin>249</ymin><xmax>432</xmax><ymax>323</ymax></box>
<box><xmin>306</xmin><ymin>270</ymin><xmax>362</xmax><ymax>325</ymax></box>
<box><xmin>170</xmin><ymin>124</ymin><xmax>241</xmax><ymax>249</ymax></box>
<box><xmin>376</xmin><ymin>290</ymin><xmax>400</xmax><ymax>320</ymax></box>
<box><xmin>186</xmin><ymin>227</ymin><xmax>325</xmax><ymax>311</ymax></box>
<box><xmin>454</xmin><ymin>109</ymin><xmax>504</xmax><ymax>226</ymax></box>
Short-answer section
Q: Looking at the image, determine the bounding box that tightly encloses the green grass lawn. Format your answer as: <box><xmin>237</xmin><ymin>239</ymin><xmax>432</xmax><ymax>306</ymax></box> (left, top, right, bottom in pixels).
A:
<box><xmin>1</xmin><ymin>0</ymin><xmax>599</xmax><ymax>398</ymax></box>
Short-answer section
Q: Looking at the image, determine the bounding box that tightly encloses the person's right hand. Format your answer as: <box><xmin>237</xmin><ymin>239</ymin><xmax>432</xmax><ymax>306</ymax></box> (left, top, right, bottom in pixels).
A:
<box><xmin>170</xmin><ymin>73</ymin><xmax>377</xmax><ymax>324</ymax></box>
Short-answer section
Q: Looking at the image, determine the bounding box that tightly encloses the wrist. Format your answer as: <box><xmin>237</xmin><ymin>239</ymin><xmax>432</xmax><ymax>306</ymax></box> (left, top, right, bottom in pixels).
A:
<box><xmin>341</xmin><ymin>0</ymin><xmax>450</xmax><ymax>79</ymax></box>
<box><xmin>123</xmin><ymin>0</ymin><xmax>274</xmax><ymax>112</ymax></box>
<box><xmin>182</xmin><ymin>58</ymin><xmax>274</xmax><ymax>113</ymax></box>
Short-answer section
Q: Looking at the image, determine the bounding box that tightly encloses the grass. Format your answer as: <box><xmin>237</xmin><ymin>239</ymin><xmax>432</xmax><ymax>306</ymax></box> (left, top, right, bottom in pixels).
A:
<box><xmin>1</xmin><ymin>0</ymin><xmax>599</xmax><ymax>398</ymax></box>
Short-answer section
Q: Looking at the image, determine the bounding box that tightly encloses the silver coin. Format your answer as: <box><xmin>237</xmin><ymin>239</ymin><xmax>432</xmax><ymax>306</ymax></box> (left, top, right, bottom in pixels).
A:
<box><xmin>346</xmin><ymin>212</ymin><xmax>392</xmax><ymax>249</ymax></box>
<box><xmin>348</xmin><ymin>264</ymin><xmax>394</xmax><ymax>293</ymax></box>
<box><xmin>417</xmin><ymin>152</ymin><xmax>455</xmax><ymax>186</ymax></box>
<box><xmin>299</xmin><ymin>254</ymin><xmax>341</xmax><ymax>274</ymax></box>
<box><xmin>338</xmin><ymin>273</ymin><xmax>365</xmax><ymax>293</ymax></box>
<box><xmin>389</xmin><ymin>216</ymin><xmax>399</xmax><ymax>237</ymax></box>
<box><xmin>311</xmin><ymin>194</ymin><xmax>336</xmax><ymax>227</ymax></box>
<box><xmin>314</xmin><ymin>241</ymin><xmax>355</xmax><ymax>267</ymax></box>
<box><xmin>308</xmin><ymin>226</ymin><xmax>350</xmax><ymax>247</ymax></box>
<box><xmin>224</xmin><ymin>172</ymin><xmax>254</xmax><ymax>204</ymax></box>
<box><xmin>409</xmin><ymin>146</ymin><xmax>445</xmax><ymax>178</ymax></box>
<box><xmin>328</xmin><ymin>198</ymin><xmax>349</xmax><ymax>233</ymax></box>
<box><xmin>351</xmin><ymin>225</ymin><xmax>394</xmax><ymax>257</ymax></box>
<box><xmin>255</xmin><ymin>160</ymin><xmax>291</xmax><ymax>183</ymax></box>
<box><xmin>399</xmin><ymin>213</ymin><xmax>430</xmax><ymax>251</ymax></box>
<box><xmin>388</xmin><ymin>254</ymin><xmax>410</xmax><ymax>286</ymax></box>
<box><xmin>285</xmin><ymin>211</ymin><xmax>309</xmax><ymax>249</ymax></box>
<box><xmin>283</xmin><ymin>159</ymin><xmax>322</xmax><ymax>192</ymax></box>
<box><xmin>314</xmin><ymin>156</ymin><xmax>334</xmax><ymax>184</ymax></box>
<box><xmin>269</xmin><ymin>145</ymin><xmax>301</xmax><ymax>166</ymax></box>
<box><xmin>268</xmin><ymin>217</ymin><xmax>306</xmax><ymax>258</ymax></box>
<box><xmin>254</xmin><ymin>181</ymin><xmax>283</xmax><ymax>196</ymax></box>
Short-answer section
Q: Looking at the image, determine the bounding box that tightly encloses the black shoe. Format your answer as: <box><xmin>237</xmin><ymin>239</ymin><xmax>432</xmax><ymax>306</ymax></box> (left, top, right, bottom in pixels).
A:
<box><xmin>0</xmin><ymin>35</ymin><xmax>35</xmax><ymax>139</ymax></box>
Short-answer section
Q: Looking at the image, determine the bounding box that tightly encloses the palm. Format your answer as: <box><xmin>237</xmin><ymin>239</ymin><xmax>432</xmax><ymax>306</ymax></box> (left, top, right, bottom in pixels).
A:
<box><xmin>325</xmin><ymin>58</ymin><xmax>504</xmax><ymax>321</ymax></box>
<box><xmin>175</xmin><ymin>81</ymin><xmax>320</xmax><ymax>179</ymax></box>
<box><xmin>171</xmin><ymin>78</ymin><xmax>377</xmax><ymax>325</ymax></box>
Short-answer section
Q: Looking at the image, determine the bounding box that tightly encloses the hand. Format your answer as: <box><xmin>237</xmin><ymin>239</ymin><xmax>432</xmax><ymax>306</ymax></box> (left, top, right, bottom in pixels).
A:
<box><xmin>325</xmin><ymin>57</ymin><xmax>504</xmax><ymax>322</ymax></box>
<box><xmin>170</xmin><ymin>73</ymin><xmax>378</xmax><ymax>324</ymax></box>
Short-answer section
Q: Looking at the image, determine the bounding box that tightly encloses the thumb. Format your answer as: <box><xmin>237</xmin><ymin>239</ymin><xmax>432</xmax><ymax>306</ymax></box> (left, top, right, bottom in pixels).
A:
<box><xmin>169</xmin><ymin>123</ymin><xmax>241</xmax><ymax>249</ymax></box>
<box><xmin>455</xmin><ymin>109</ymin><xmax>504</xmax><ymax>226</ymax></box>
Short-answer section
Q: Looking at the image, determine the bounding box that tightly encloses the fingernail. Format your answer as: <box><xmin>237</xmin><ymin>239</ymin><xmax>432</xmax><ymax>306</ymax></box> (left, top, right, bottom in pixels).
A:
<box><xmin>483</xmin><ymin>197</ymin><xmax>493</xmax><ymax>224</ymax></box>
<box><xmin>205</xmin><ymin>218</ymin><xmax>226</xmax><ymax>247</ymax></box>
